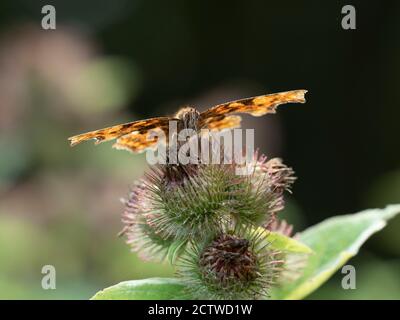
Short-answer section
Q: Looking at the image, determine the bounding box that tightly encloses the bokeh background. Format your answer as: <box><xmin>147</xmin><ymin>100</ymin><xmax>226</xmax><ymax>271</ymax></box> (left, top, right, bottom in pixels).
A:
<box><xmin>0</xmin><ymin>0</ymin><xmax>399</xmax><ymax>299</ymax></box>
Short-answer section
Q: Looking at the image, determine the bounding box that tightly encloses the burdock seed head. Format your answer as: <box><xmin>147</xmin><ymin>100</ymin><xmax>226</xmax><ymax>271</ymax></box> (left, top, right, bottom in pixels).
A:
<box><xmin>120</xmin><ymin>152</ymin><xmax>296</xmax><ymax>261</ymax></box>
<box><xmin>177</xmin><ymin>227</ymin><xmax>284</xmax><ymax>300</ymax></box>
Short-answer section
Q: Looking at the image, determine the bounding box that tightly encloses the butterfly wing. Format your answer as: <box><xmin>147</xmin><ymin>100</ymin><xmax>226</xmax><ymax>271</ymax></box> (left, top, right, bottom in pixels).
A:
<box><xmin>68</xmin><ymin>117</ymin><xmax>172</xmax><ymax>148</ymax></box>
<box><xmin>201</xmin><ymin>115</ymin><xmax>242</xmax><ymax>131</ymax></box>
<box><xmin>112</xmin><ymin>127</ymin><xmax>168</xmax><ymax>153</ymax></box>
<box><xmin>68</xmin><ymin>90</ymin><xmax>307</xmax><ymax>151</ymax></box>
<box><xmin>200</xmin><ymin>89</ymin><xmax>307</xmax><ymax>129</ymax></box>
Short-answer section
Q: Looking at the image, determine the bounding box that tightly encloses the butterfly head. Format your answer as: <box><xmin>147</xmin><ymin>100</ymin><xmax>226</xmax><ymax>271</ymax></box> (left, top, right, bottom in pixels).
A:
<box><xmin>175</xmin><ymin>106</ymin><xmax>201</xmax><ymax>131</ymax></box>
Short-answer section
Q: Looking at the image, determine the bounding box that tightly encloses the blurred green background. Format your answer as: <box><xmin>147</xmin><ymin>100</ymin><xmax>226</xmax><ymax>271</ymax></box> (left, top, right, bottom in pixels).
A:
<box><xmin>0</xmin><ymin>0</ymin><xmax>399</xmax><ymax>299</ymax></box>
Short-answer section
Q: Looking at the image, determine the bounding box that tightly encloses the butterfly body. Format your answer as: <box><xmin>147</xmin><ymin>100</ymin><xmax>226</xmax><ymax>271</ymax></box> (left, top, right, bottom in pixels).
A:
<box><xmin>68</xmin><ymin>89</ymin><xmax>307</xmax><ymax>153</ymax></box>
<box><xmin>175</xmin><ymin>106</ymin><xmax>201</xmax><ymax>132</ymax></box>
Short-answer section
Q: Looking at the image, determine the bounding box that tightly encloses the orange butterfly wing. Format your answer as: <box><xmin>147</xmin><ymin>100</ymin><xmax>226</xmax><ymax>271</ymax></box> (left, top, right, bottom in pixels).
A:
<box><xmin>68</xmin><ymin>90</ymin><xmax>307</xmax><ymax>153</ymax></box>
<box><xmin>200</xmin><ymin>89</ymin><xmax>307</xmax><ymax>130</ymax></box>
<box><xmin>68</xmin><ymin>117</ymin><xmax>171</xmax><ymax>148</ymax></box>
<box><xmin>112</xmin><ymin>128</ymin><xmax>168</xmax><ymax>153</ymax></box>
<box><xmin>201</xmin><ymin>115</ymin><xmax>242</xmax><ymax>131</ymax></box>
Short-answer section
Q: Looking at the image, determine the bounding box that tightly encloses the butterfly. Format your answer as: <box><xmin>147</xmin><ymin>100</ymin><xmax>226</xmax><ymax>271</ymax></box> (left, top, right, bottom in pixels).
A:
<box><xmin>68</xmin><ymin>89</ymin><xmax>307</xmax><ymax>153</ymax></box>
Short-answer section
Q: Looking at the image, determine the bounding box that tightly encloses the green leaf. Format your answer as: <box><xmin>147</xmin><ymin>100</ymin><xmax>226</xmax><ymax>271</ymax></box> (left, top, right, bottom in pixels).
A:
<box><xmin>250</xmin><ymin>226</ymin><xmax>312</xmax><ymax>254</ymax></box>
<box><xmin>91</xmin><ymin>277</ymin><xmax>189</xmax><ymax>300</ymax></box>
<box><xmin>263</xmin><ymin>230</ymin><xmax>313</xmax><ymax>254</ymax></box>
<box><xmin>271</xmin><ymin>204</ymin><xmax>400</xmax><ymax>300</ymax></box>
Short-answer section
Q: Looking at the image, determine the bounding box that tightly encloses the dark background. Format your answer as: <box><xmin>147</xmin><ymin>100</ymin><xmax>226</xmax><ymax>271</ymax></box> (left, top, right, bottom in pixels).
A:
<box><xmin>0</xmin><ymin>0</ymin><xmax>398</xmax><ymax>299</ymax></box>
